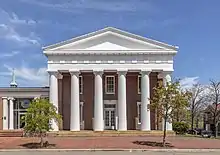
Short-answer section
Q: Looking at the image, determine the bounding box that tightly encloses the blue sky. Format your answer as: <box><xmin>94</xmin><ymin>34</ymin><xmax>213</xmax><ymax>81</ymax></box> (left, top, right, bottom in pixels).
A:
<box><xmin>0</xmin><ymin>0</ymin><xmax>219</xmax><ymax>88</ymax></box>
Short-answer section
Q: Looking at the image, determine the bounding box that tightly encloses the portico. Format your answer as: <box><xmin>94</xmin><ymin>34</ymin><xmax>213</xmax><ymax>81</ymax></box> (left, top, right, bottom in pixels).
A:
<box><xmin>43</xmin><ymin>27</ymin><xmax>178</xmax><ymax>131</ymax></box>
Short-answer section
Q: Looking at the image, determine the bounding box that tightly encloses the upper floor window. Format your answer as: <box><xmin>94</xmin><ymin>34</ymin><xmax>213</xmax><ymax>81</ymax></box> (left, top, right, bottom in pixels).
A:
<box><xmin>105</xmin><ymin>75</ymin><xmax>115</xmax><ymax>94</ymax></box>
<box><xmin>79</xmin><ymin>76</ymin><xmax>83</xmax><ymax>94</ymax></box>
<box><xmin>138</xmin><ymin>75</ymin><xmax>141</xmax><ymax>94</ymax></box>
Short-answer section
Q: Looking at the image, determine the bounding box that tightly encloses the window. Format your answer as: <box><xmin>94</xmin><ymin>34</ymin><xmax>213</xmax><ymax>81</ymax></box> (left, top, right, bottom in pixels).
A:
<box><xmin>80</xmin><ymin>102</ymin><xmax>83</xmax><ymax>122</ymax></box>
<box><xmin>79</xmin><ymin>76</ymin><xmax>83</xmax><ymax>94</ymax></box>
<box><xmin>138</xmin><ymin>75</ymin><xmax>141</xmax><ymax>94</ymax></box>
<box><xmin>105</xmin><ymin>76</ymin><xmax>115</xmax><ymax>94</ymax></box>
<box><xmin>137</xmin><ymin>102</ymin><xmax>141</xmax><ymax>124</ymax></box>
<box><xmin>13</xmin><ymin>98</ymin><xmax>33</xmax><ymax>129</ymax></box>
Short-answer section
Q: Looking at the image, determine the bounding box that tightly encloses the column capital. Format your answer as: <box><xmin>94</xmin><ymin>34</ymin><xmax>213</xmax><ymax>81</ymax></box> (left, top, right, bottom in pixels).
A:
<box><xmin>140</xmin><ymin>70</ymin><xmax>151</xmax><ymax>75</ymax></box>
<box><xmin>69</xmin><ymin>70</ymin><xmax>80</xmax><ymax>77</ymax></box>
<box><xmin>93</xmin><ymin>70</ymin><xmax>103</xmax><ymax>76</ymax></box>
<box><xmin>2</xmin><ymin>97</ymin><xmax>8</xmax><ymax>100</ymax></box>
<box><xmin>48</xmin><ymin>70</ymin><xmax>63</xmax><ymax>79</ymax></box>
<box><xmin>8</xmin><ymin>97</ymin><xmax>14</xmax><ymax>101</ymax></box>
<box><xmin>117</xmin><ymin>70</ymin><xmax>127</xmax><ymax>76</ymax></box>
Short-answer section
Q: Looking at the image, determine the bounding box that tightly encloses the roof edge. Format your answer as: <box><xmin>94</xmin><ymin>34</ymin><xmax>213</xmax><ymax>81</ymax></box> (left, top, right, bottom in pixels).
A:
<box><xmin>42</xmin><ymin>27</ymin><xmax>178</xmax><ymax>51</ymax></box>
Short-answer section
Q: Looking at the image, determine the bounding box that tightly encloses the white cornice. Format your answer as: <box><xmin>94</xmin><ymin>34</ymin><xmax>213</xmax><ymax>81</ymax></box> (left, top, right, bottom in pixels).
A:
<box><xmin>47</xmin><ymin>60</ymin><xmax>173</xmax><ymax>64</ymax></box>
<box><xmin>43</xmin><ymin>50</ymin><xmax>177</xmax><ymax>56</ymax></box>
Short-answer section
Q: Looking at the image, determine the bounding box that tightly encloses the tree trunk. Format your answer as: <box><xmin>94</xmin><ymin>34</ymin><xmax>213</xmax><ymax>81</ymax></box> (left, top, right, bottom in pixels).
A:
<box><xmin>176</xmin><ymin>110</ymin><xmax>179</xmax><ymax>122</ymax></box>
<box><xmin>214</xmin><ymin>115</ymin><xmax>217</xmax><ymax>138</ymax></box>
<box><xmin>214</xmin><ymin>119</ymin><xmax>218</xmax><ymax>138</ymax></box>
<box><xmin>40</xmin><ymin>133</ymin><xmax>44</xmax><ymax>148</ymax></box>
<box><xmin>191</xmin><ymin>113</ymin><xmax>194</xmax><ymax>131</ymax></box>
<box><xmin>196</xmin><ymin>117</ymin><xmax>199</xmax><ymax>128</ymax></box>
<box><xmin>163</xmin><ymin>116</ymin><xmax>167</xmax><ymax>147</ymax></box>
<box><xmin>157</xmin><ymin>110</ymin><xmax>159</xmax><ymax>130</ymax></box>
<box><xmin>155</xmin><ymin>108</ymin><xmax>159</xmax><ymax>130</ymax></box>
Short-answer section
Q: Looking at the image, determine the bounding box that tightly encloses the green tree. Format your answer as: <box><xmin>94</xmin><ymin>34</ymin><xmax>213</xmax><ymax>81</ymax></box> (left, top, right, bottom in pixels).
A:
<box><xmin>150</xmin><ymin>80</ymin><xmax>190</xmax><ymax>147</ymax></box>
<box><xmin>22</xmin><ymin>98</ymin><xmax>62</xmax><ymax>147</ymax></box>
<box><xmin>172</xmin><ymin>91</ymin><xmax>190</xmax><ymax>122</ymax></box>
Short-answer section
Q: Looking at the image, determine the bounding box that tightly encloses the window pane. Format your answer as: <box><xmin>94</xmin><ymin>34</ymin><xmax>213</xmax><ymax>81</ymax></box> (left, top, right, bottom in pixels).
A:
<box><xmin>106</xmin><ymin>76</ymin><xmax>115</xmax><ymax>93</ymax></box>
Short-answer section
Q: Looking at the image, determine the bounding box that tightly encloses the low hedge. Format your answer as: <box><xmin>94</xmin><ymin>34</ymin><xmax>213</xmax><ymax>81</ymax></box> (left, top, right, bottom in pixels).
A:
<box><xmin>173</xmin><ymin>122</ymin><xmax>189</xmax><ymax>134</ymax></box>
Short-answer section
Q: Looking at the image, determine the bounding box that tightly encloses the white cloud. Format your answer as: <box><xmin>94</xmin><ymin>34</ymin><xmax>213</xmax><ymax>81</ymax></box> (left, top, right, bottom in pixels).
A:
<box><xmin>19</xmin><ymin>0</ymin><xmax>156</xmax><ymax>13</ymax></box>
<box><xmin>9</xmin><ymin>13</ymin><xmax>37</xmax><ymax>25</ymax></box>
<box><xmin>2</xmin><ymin>64</ymin><xmax>48</xmax><ymax>86</ymax></box>
<box><xmin>0</xmin><ymin>9</ymin><xmax>37</xmax><ymax>26</ymax></box>
<box><xmin>0</xmin><ymin>51</ymin><xmax>20</xmax><ymax>58</ymax></box>
<box><xmin>0</xmin><ymin>9</ymin><xmax>40</xmax><ymax>46</ymax></box>
<box><xmin>180</xmin><ymin>76</ymin><xmax>199</xmax><ymax>90</ymax></box>
<box><xmin>0</xmin><ymin>23</ymin><xmax>40</xmax><ymax>46</ymax></box>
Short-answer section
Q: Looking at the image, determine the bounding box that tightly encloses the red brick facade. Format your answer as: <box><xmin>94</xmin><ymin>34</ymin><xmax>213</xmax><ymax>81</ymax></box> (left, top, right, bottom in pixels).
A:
<box><xmin>58</xmin><ymin>72</ymin><xmax>159</xmax><ymax>130</ymax></box>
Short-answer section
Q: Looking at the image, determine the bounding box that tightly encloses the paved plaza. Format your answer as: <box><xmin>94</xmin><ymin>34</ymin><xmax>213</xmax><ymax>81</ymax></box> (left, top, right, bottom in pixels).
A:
<box><xmin>0</xmin><ymin>151</ymin><xmax>220</xmax><ymax>155</ymax></box>
<box><xmin>0</xmin><ymin>136</ymin><xmax>220</xmax><ymax>149</ymax></box>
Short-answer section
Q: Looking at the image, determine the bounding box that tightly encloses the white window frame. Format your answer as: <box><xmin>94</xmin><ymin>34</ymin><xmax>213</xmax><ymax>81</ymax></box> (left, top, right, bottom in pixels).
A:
<box><xmin>137</xmin><ymin>102</ymin><xmax>141</xmax><ymax>124</ymax></box>
<box><xmin>138</xmin><ymin>75</ymin><xmax>141</xmax><ymax>94</ymax></box>
<box><xmin>105</xmin><ymin>75</ymin><xmax>115</xmax><ymax>94</ymax></box>
<box><xmin>79</xmin><ymin>76</ymin><xmax>83</xmax><ymax>94</ymax></box>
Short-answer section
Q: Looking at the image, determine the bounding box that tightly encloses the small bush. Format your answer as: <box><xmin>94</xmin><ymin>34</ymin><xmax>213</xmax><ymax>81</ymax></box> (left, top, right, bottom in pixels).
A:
<box><xmin>173</xmin><ymin>122</ymin><xmax>189</xmax><ymax>134</ymax></box>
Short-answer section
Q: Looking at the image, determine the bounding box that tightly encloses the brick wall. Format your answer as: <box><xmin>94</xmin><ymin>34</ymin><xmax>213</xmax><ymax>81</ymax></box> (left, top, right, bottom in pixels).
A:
<box><xmin>59</xmin><ymin>72</ymin><xmax>158</xmax><ymax>130</ymax></box>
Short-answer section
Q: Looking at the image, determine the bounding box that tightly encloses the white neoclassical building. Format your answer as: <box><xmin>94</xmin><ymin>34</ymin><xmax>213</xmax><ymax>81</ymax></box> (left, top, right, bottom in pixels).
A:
<box><xmin>43</xmin><ymin>27</ymin><xmax>178</xmax><ymax>131</ymax></box>
<box><xmin>0</xmin><ymin>27</ymin><xmax>178</xmax><ymax>132</ymax></box>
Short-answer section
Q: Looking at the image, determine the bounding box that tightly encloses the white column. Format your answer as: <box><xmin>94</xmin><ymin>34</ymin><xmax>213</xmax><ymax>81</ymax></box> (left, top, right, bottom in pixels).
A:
<box><xmin>70</xmin><ymin>70</ymin><xmax>80</xmax><ymax>131</ymax></box>
<box><xmin>141</xmin><ymin>70</ymin><xmax>151</xmax><ymax>131</ymax></box>
<box><xmin>93</xmin><ymin>70</ymin><xmax>104</xmax><ymax>131</ymax></box>
<box><xmin>162</xmin><ymin>71</ymin><xmax>173</xmax><ymax>131</ymax></box>
<box><xmin>8</xmin><ymin>98</ymin><xmax>14</xmax><ymax>130</ymax></box>
<box><xmin>2</xmin><ymin>97</ymin><xmax>8</xmax><ymax>130</ymax></box>
<box><xmin>117</xmin><ymin>70</ymin><xmax>127</xmax><ymax>131</ymax></box>
<box><xmin>48</xmin><ymin>71</ymin><xmax>61</xmax><ymax>131</ymax></box>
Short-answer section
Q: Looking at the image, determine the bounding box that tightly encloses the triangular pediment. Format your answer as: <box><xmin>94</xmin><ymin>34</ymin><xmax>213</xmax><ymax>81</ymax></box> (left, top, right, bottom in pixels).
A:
<box><xmin>43</xmin><ymin>27</ymin><xmax>178</xmax><ymax>52</ymax></box>
<box><xmin>85</xmin><ymin>42</ymin><xmax>129</xmax><ymax>50</ymax></box>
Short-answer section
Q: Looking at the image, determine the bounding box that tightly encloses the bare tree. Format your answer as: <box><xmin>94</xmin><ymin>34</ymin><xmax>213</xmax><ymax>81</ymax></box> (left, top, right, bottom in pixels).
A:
<box><xmin>207</xmin><ymin>80</ymin><xmax>220</xmax><ymax>137</ymax></box>
<box><xmin>188</xmin><ymin>84</ymin><xmax>205</xmax><ymax>130</ymax></box>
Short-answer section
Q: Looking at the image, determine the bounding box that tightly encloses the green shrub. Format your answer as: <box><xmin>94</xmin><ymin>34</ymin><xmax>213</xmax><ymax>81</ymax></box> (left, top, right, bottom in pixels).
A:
<box><xmin>173</xmin><ymin>122</ymin><xmax>189</xmax><ymax>134</ymax></box>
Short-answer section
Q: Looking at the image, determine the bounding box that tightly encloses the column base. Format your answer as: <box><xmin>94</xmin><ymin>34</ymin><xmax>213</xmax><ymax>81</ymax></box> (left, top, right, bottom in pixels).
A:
<box><xmin>140</xmin><ymin>128</ymin><xmax>151</xmax><ymax>131</ymax></box>
<box><xmin>118</xmin><ymin>129</ymin><xmax>127</xmax><ymax>131</ymax></box>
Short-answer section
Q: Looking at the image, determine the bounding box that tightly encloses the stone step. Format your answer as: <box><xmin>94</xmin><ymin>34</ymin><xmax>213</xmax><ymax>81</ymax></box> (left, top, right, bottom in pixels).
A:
<box><xmin>0</xmin><ymin>130</ymin><xmax>23</xmax><ymax>137</ymax></box>
<box><xmin>48</xmin><ymin>130</ymin><xmax>176</xmax><ymax>137</ymax></box>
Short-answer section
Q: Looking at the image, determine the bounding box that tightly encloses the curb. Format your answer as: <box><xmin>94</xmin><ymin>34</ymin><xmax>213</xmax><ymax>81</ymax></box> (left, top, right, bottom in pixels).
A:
<box><xmin>0</xmin><ymin>149</ymin><xmax>220</xmax><ymax>152</ymax></box>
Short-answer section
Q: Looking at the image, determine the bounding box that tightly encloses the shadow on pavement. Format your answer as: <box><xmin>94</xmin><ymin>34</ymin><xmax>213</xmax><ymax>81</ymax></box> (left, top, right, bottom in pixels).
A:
<box><xmin>133</xmin><ymin>141</ymin><xmax>174</xmax><ymax>148</ymax></box>
<box><xmin>19</xmin><ymin>141</ymin><xmax>56</xmax><ymax>149</ymax></box>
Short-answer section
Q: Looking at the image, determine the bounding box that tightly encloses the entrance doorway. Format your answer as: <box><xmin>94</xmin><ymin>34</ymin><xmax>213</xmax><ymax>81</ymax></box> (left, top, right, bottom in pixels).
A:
<box><xmin>18</xmin><ymin>112</ymin><xmax>26</xmax><ymax>129</ymax></box>
<box><xmin>14</xmin><ymin>98</ymin><xmax>32</xmax><ymax>129</ymax></box>
<box><xmin>104</xmin><ymin>103</ymin><xmax>116</xmax><ymax>130</ymax></box>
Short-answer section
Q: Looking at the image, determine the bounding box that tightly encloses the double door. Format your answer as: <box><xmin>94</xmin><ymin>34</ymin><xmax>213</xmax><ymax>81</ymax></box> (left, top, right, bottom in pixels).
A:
<box><xmin>104</xmin><ymin>108</ymin><xmax>116</xmax><ymax>130</ymax></box>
